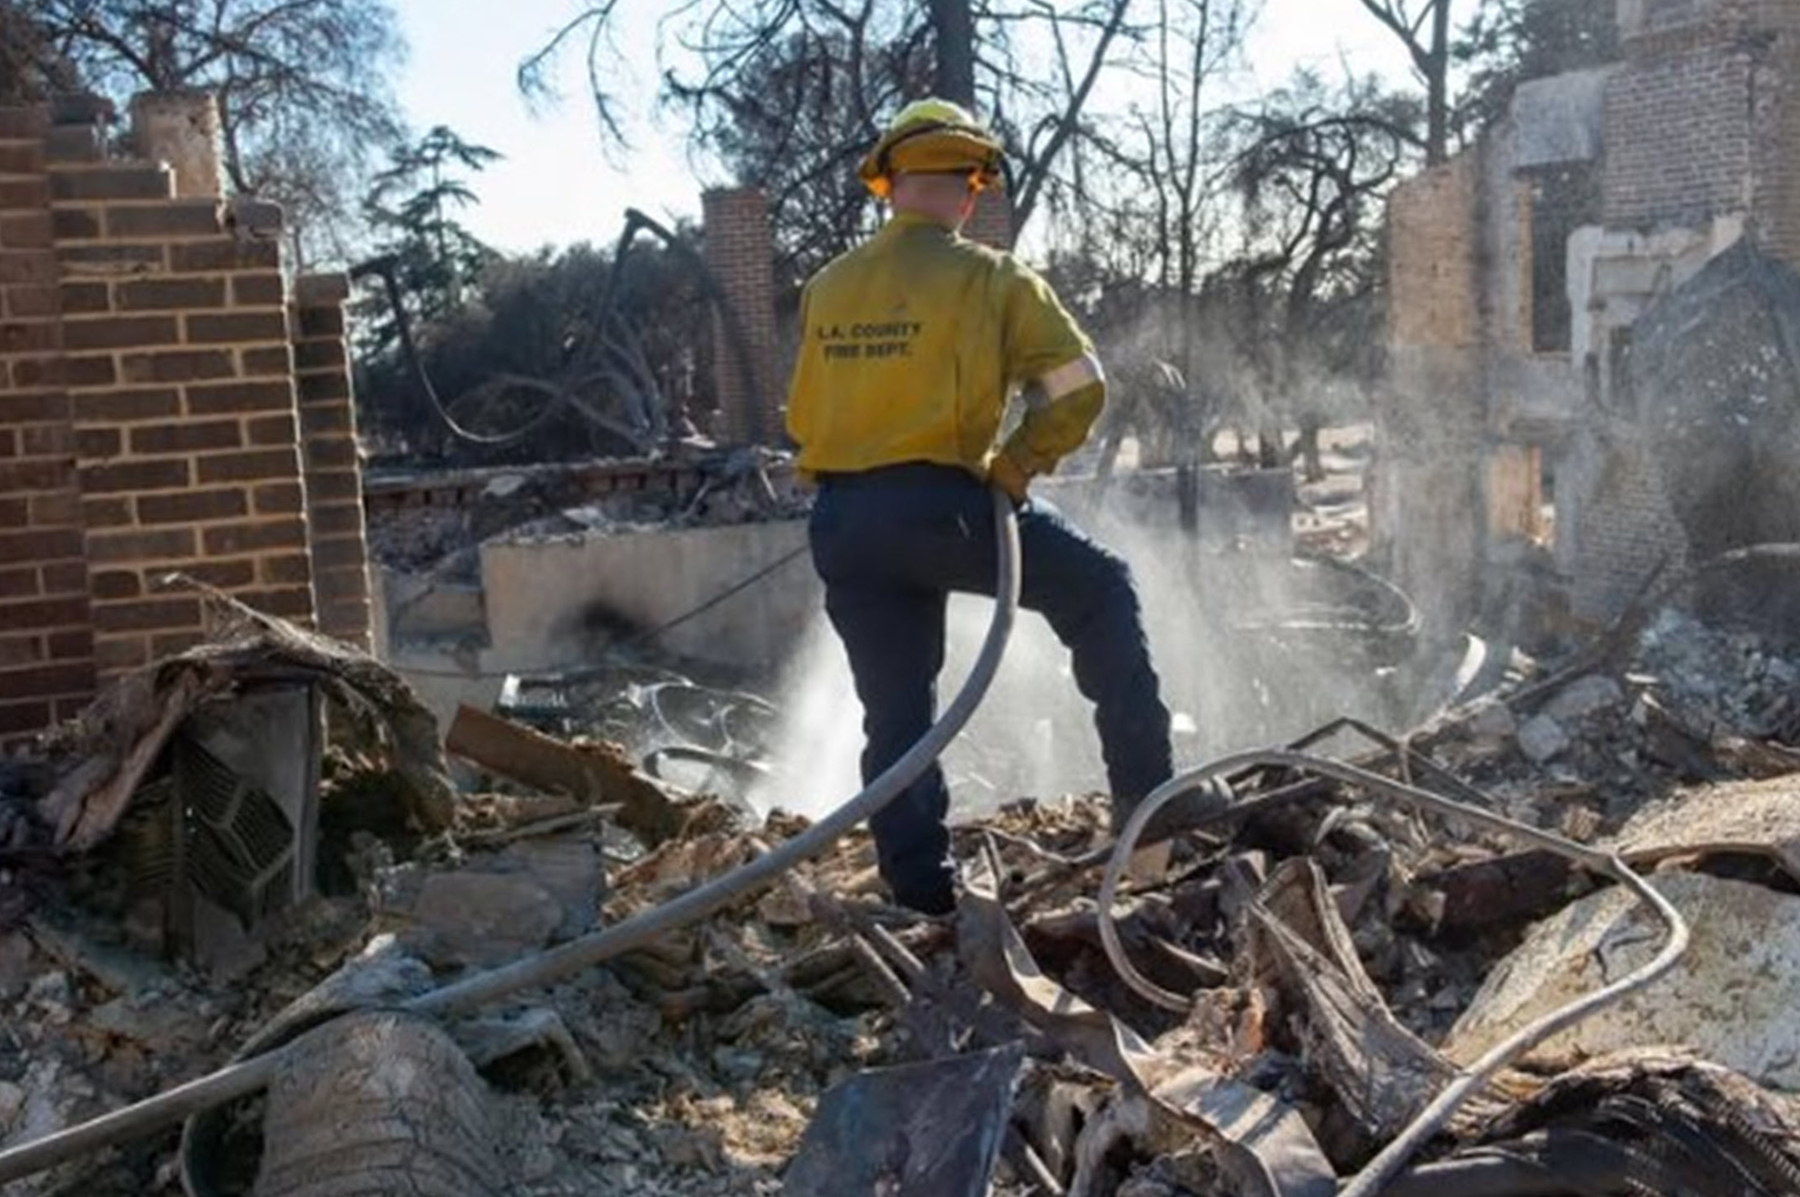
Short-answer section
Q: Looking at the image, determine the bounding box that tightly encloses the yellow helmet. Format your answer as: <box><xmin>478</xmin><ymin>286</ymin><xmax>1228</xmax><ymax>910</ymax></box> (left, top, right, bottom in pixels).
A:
<box><xmin>857</xmin><ymin>97</ymin><xmax>1005</xmax><ymax>199</ymax></box>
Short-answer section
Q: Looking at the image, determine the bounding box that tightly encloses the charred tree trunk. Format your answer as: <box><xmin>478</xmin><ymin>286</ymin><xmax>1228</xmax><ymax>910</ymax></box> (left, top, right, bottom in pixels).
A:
<box><xmin>929</xmin><ymin>0</ymin><xmax>976</xmax><ymax>107</ymax></box>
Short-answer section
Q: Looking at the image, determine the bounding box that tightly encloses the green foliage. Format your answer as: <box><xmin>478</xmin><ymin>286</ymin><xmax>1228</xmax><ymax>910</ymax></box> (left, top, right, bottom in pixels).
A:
<box><xmin>356</xmin><ymin>125</ymin><xmax>502</xmax><ymax>357</ymax></box>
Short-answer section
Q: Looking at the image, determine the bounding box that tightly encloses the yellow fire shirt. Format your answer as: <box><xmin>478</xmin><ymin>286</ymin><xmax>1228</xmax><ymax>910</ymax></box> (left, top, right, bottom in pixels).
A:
<box><xmin>784</xmin><ymin>212</ymin><xmax>1106</xmax><ymax>482</ymax></box>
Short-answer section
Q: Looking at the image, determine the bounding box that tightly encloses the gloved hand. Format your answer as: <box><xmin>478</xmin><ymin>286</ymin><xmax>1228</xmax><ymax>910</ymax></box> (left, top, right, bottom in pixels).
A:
<box><xmin>987</xmin><ymin>451</ymin><xmax>1031</xmax><ymax>504</ymax></box>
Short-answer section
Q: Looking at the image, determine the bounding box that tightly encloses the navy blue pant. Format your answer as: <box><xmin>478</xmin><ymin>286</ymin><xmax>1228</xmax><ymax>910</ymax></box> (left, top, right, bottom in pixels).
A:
<box><xmin>808</xmin><ymin>463</ymin><xmax>1173</xmax><ymax>911</ymax></box>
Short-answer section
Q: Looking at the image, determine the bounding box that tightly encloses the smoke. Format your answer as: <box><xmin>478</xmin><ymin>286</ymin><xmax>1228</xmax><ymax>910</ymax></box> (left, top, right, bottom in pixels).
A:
<box><xmin>747</xmin><ymin>456</ymin><xmax>1414</xmax><ymax>824</ymax></box>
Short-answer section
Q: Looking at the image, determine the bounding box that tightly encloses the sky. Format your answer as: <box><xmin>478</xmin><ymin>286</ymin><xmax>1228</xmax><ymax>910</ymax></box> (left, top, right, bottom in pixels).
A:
<box><xmin>387</xmin><ymin>0</ymin><xmax>1417</xmax><ymax>257</ymax></box>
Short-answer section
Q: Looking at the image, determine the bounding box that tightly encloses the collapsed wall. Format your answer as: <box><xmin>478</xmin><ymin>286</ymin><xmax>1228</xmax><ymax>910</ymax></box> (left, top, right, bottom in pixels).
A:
<box><xmin>0</xmin><ymin>94</ymin><xmax>373</xmax><ymax>745</ymax></box>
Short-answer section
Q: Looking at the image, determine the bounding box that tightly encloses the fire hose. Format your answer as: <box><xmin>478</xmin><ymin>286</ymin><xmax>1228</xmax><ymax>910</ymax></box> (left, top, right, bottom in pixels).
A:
<box><xmin>1099</xmin><ymin>749</ymin><xmax>1691</xmax><ymax>1197</ymax></box>
<box><xmin>0</xmin><ymin>490</ymin><xmax>1021</xmax><ymax>1189</ymax></box>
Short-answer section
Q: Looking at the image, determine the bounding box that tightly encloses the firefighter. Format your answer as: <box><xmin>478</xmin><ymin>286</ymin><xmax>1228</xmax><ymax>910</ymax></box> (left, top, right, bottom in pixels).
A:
<box><xmin>785</xmin><ymin>98</ymin><xmax>1175</xmax><ymax>914</ymax></box>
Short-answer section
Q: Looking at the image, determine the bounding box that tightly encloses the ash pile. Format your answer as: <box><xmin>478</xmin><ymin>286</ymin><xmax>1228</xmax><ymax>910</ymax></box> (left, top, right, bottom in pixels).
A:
<box><xmin>5</xmin><ymin>579</ymin><xmax>1800</xmax><ymax>1195</ymax></box>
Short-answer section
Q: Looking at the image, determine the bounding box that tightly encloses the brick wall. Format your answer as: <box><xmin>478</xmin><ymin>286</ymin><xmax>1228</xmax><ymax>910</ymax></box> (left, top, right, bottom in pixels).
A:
<box><xmin>1602</xmin><ymin>41</ymin><xmax>1754</xmax><ymax>231</ymax></box>
<box><xmin>290</xmin><ymin>273</ymin><xmax>371</xmax><ymax>647</ymax></box>
<box><xmin>0</xmin><ymin>94</ymin><xmax>375</xmax><ymax>743</ymax></box>
<box><xmin>965</xmin><ymin>188</ymin><xmax>1014</xmax><ymax>251</ymax></box>
<box><xmin>701</xmin><ymin>188</ymin><xmax>780</xmax><ymax>445</ymax></box>
<box><xmin>0</xmin><ymin>105</ymin><xmax>96</xmax><ymax>740</ymax></box>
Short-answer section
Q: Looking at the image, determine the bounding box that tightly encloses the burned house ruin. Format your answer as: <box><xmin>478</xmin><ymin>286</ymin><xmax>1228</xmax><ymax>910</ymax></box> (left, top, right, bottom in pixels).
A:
<box><xmin>1381</xmin><ymin>0</ymin><xmax>1800</xmax><ymax>635</ymax></box>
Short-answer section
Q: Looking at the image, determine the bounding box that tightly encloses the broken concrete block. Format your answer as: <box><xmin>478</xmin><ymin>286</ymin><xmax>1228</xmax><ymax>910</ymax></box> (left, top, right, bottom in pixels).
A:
<box><xmin>407</xmin><ymin>871</ymin><xmax>566</xmax><ymax>969</ymax></box>
<box><xmin>1542</xmin><ymin>674</ymin><xmax>1625</xmax><ymax>723</ymax></box>
<box><xmin>1467</xmin><ymin>699</ymin><xmax>1518</xmax><ymax>741</ymax></box>
<box><xmin>490</xmin><ymin>839</ymin><xmax>603</xmax><ymax>941</ymax></box>
<box><xmin>1516</xmin><ymin>714</ymin><xmax>1571</xmax><ymax>763</ymax></box>
<box><xmin>1447</xmin><ymin>872</ymin><xmax>1800</xmax><ymax>1090</ymax></box>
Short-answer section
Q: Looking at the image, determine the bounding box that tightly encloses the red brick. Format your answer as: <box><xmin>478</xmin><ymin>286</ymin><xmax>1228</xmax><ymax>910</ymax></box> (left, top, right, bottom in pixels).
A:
<box><xmin>0</xmin><ymin>429</ymin><xmax>12</xmax><ymax>457</ymax></box>
<box><xmin>195</xmin><ymin>448</ymin><xmax>296</xmax><ymax>485</ymax></box>
<box><xmin>293</xmin><ymin>339</ymin><xmax>346</xmax><ymax>371</ymax></box>
<box><xmin>304</xmin><ymin>500</ymin><xmax>360</xmax><ymax>532</ymax></box>
<box><xmin>47</xmin><ymin>629</ymin><xmax>91</xmax><ymax>660</ymax></box>
<box><xmin>115</xmin><ymin>277</ymin><xmax>225</xmax><ymax>312</ymax></box>
<box><xmin>248</xmin><ymin>414</ymin><xmax>297</xmax><ymax>446</ymax></box>
<box><xmin>105</xmin><ymin>201</ymin><xmax>222</xmax><ymax>239</ymax></box>
<box><xmin>29</xmin><ymin>491</ymin><xmax>79</xmax><ymax>525</ymax></box>
<box><xmin>50</xmin><ymin>207</ymin><xmax>101</xmax><ymax>241</ymax></box>
<box><xmin>150</xmin><ymin>629</ymin><xmax>206</xmax><ymax>657</ymax></box>
<box><xmin>242</xmin><ymin>586</ymin><xmax>313</xmax><ymax>619</ymax></box>
<box><xmin>186</xmin><ymin>311</ymin><xmax>287</xmax><ymax>343</ymax></box>
<box><xmin>58</xmin><ymin>281</ymin><xmax>108</xmax><ymax>313</ymax></box>
<box><xmin>0</xmin><ymin>178</ymin><xmax>49</xmax><ymax>208</ymax></box>
<box><xmin>231</xmin><ymin>274</ymin><xmax>285</xmax><ymax>306</ymax></box>
<box><xmin>120</xmin><ymin>349</ymin><xmax>234</xmax><ymax>384</ymax></box>
<box><xmin>74</xmin><ymin>427</ymin><xmax>119</xmax><ymax>459</ymax></box>
<box><xmin>0</xmin><ymin>143</ymin><xmax>43</xmax><ymax>174</ymax></box>
<box><xmin>296</xmin><ymin>307</ymin><xmax>346</xmax><ymax>338</ymax></box>
<box><xmin>306</xmin><ymin>470</ymin><xmax>360</xmax><ymax>501</ymax></box>
<box><xmin>79</xmin><ymin>458</ymin><xmax>189</xmax><ymax>494</ymax></box>
<box><xmin>4</xmin><ymin>662</ymin><xmax>96</xmax><ymax>695</ymax></box>
<box><xmin>4</xmin><ymin>284</ymin><xmax>59</xmax><ymax>318</ymax></box>
<box><xmin>92</xmin><ymin>597</ymin><xmax>200</xmax><ymax>633</ymax></box>
<box><xmin>73</xmin><ymin>387</ymin><xmax>180</xmax><ymax>421</ymax></box>
<box><xmin>128</xmin><ymin>420</ymin><xmax>241</xmax><ymax>454</ymax></box>
<box><xmin>168</xmin><ymin>239</ymin><xmax>279</xmax><ymax>273</ymax></box>
<box><xmin>41</xmin><ymin>561</ymin><xmax>84</xmax><ymax>593</ymax></box>
<box><xmin>0</xmin><ymin>109</ymin><xmax>48</xmax><ymax>139</ymax></box>
<box><xmin>81</xmin><ymin>496</ymin><xmax>131</xmax><ymax>528</ymax></box>
<box><xmin>63</xmin><ymin>314</ymin><xmax>179</xmax><ymax>352</ymax></box>
<box><xmin>0</xmin><ymin>497</ymin><xmax>24</xmax><ymax>525</ymax></box>
<box><xmin>94</xmin><ymin>636</ymin><xmax>148</xmax><ymax>673</ymax></box>
<box><xmin>0</xmin><ymin>253</ymin><xmax>55</xmax><ymax>286</ymax></box>
<box><xmin>62</xmin><ymin>354</ymin><xmax>114</xmax><ymax>388</ymax></box>
<box><xmin>315</xmin><ymin>569</ymin><xmax>368</xmax><ymax>602</ymax></box>
<box><xmin>298</xmin><ymin>402</ymin><xmax>351</xmax><ymax>435</ymax></box>
<box><xmin>253</xmin><ymin>481</ymin><xmax>305</xmax><ymax>515</ymax></box>
<box><xmin>0</xmin><ymin>320</ymin><xmax>58</xmax><ymax>353</ymax></box>
<box><xmin>312</xmin><ymin>537</ymin><xmax>369</xmax><ymax>570</ymax></box>
<box><xmin>90</xmin><ymin>570</ymin><xmax>140</xmax><ymax>600</ymax></box>
<box><xmin>0</xmin><ymin>701</ymin><xmax>52</xmax><ymax>736</ymax></box>
<box><xmin>59</xmin><ymin>250</ymin><xmax>166</xmax><ymax>284</ymax></box>
<box><xmin>185</xmin><ymin>379</ymin><xmax>293</xmax><ymax>415</ymax></box>
<box><xmin>0</xmin><ymin>595</ymin><xmax>88</xmax><ymax>628</ymax></box>
<box><xmin>0</xmin><ymin>567</ymin><xmax>37</xmax><ymax>598</ymax></box>
<box><xmin>259</xmin><ymin>554</ymin><xmax>312</xmax><ymax>585</ymax></box>
<box><xmin>136</xmin><ymin>488</ymin><xmax>248</xmax><ymax>525</ymax></box>
<box><xmin>183</xmin><ymin>559</ymin><xmax>255</xmax><ymax>588</ymax></box>
<box><xmin>202</xmin><ymin>519</ymin><xmax>304</xmax><ymax>555</ymax></box>
<box><xmin>0</xmin><ymin>634</ymin><xmax>43</xmax><ymax>668</ymax></box>
<box><xmin>20</xmin><ymin>424</ymin><xmax>69</xmax><ymax>456</ymax></box>
<box><xmin>87</xmin><ymin>527</ymin><xmax>196</xmax><ymax>563</ymax></box>
<box><xmin>0</xmin><ymin>528</ymin><xmax>84</xmax><ymax>565</ymax></box>
<box><xmin>0</xmin><ymin>212</ymin><xmax>51</xmax><ymax>249</ymax></box>
<box><xmin>49</xmin><ymin>167</ymin><xmax>173</xmax><ymax>202</ymax></box>
<box><xmin>0</xmin><ymin>459</ymin><xmax>72</xmax><ymax>492</ymax></box>
<box><xmin>0</xmin><ymin>391</ymin><xmax>69</xmax><ymax>423</ymax></box>
<box><xmin>296</xmin><ymin>372</ymin><xmax>350</xmax><ymax>403</ymax></box>
<box><xmin>305</xmin><ymin>437</ymin><xmax>357</xmax><ymax>468</ymax></box>
<box><xmin>240</xmin><ymin>345</ymin><xmax>291</xmax><ymax>376</ymax></box>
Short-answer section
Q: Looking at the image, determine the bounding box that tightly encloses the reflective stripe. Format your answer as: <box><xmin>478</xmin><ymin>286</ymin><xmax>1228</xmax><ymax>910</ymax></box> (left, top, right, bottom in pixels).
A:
<box><xmin>1037</xmin><ymin>353</ymin><xmax>1103</xmax><ymax>400</ymax></box>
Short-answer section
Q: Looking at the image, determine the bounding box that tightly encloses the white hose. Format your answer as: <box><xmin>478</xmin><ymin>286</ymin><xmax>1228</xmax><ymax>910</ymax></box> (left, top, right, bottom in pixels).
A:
<box><xmin>1097</xmin><ymin>749</ymin><xmax>1689</xmax><ymax>1197</ymax></box>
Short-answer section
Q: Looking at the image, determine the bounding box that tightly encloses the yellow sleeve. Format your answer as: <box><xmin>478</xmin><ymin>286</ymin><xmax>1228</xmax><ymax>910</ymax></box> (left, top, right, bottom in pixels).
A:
<box><xmin>784</xmin><ymin>280</ymin><xmax>815</xmax><ymax>451</ymax></box>
<box><xmin>997</xmin><ymin>260</ymin><xmax>1106</xmax><ymax>477</ymax></box>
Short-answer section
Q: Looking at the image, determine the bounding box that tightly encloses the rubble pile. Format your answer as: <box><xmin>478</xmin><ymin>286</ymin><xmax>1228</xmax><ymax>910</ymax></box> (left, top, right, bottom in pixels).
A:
<box><xmin>365</xmin><ymin>447</ymin><xmax>806</xmax><ymax>575</ymax></box>
<box><xmin>6</xmin><ymin>594</ymin><xmax>1800</xmax><ymax>1194</ymax></box>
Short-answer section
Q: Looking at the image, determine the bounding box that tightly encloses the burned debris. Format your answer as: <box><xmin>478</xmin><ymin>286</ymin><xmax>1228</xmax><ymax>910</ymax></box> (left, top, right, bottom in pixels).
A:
<box><xmin>2</xmin><ymin>566</ymin><xmax>1800</xmax><ymax>1194</ymax></box>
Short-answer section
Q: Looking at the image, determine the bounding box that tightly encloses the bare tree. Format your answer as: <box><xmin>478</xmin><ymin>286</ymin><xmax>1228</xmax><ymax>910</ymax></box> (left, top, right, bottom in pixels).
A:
<box><xmin>1221</xmin><ymin>70</ymin><xmax>1413</xmax><ymax>469</ymax></box>
<box><xmin>31</xmin><ymin>0</ymin><xmax>407</xmax><ymax>261</ymax></box>
<box><xmin>520</xmin><ymin>0</ymin><xmax>1141</xmax><ymax>268</ymax></box>
<box><xmin>1353</xmin><ymin>0</ymin><xmax>1453</xmax><ymax>164</ymax></box>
